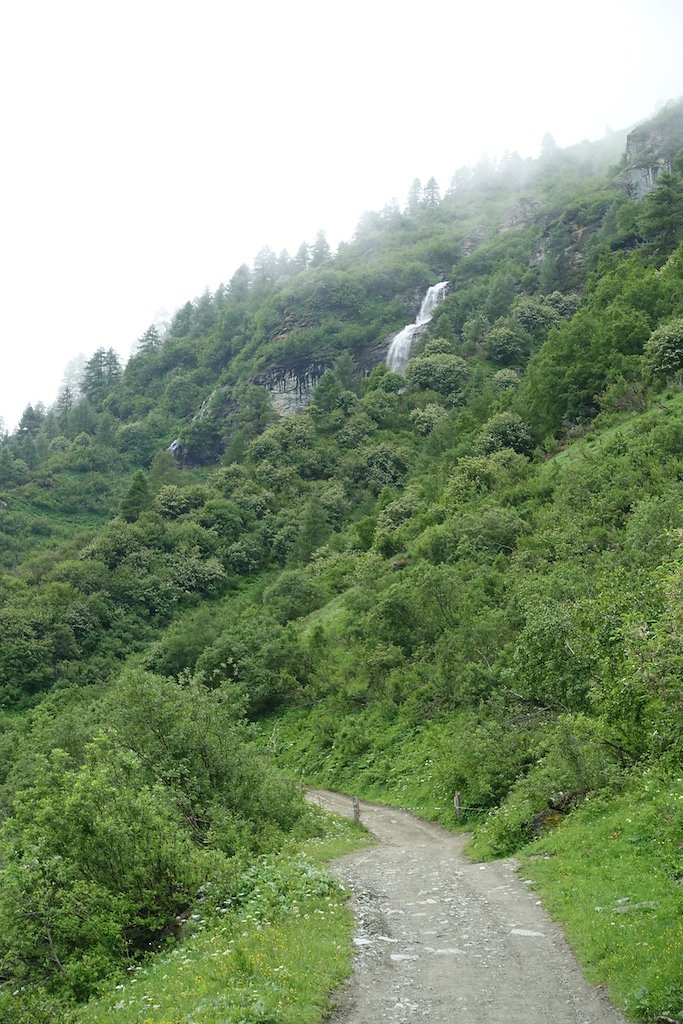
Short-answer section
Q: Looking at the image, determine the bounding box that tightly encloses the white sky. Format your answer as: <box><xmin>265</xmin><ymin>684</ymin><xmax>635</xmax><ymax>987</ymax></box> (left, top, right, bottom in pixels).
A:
<box><xmin>1</xmin><ymin>0</ymin><xmax>683</xmax><ymax>429</ymax></box>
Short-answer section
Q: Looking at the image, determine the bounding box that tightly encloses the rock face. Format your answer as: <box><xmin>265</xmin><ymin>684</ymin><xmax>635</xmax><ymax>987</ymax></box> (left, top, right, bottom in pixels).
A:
<box><xmin>625</xmin><ymin>148</ymin><xmax>672</xmax><ymax>199</ymax></box>
<box><xmin>625</xmin><ymin>101</ymin><xmax>683</xmax><ymax>198</ymax></box>
<box><xmin>500</xmin><ymin>197</ymin><xmax>544</xmax><ymax>232</ymax></box>
<box><xmin>255</xmin><ymin>337</ymin><xmax>394</xmax><ymax>416</ymax></box>
<box><xmin>254</xmin><ymin>359</ymin><xmax>332</xmax><ymax>415</ymax></box>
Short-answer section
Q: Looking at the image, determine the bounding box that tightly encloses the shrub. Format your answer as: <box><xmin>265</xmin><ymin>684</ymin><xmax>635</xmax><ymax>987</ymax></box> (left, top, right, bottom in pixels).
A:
<box><xmin>477</xmin><ymin>412</ymin><xmax>534</xmax><ymax>456</ymax></box>
<box><xmin>643</xmin><ymin>317</ymin><xmax>683</xmax><ymax>384</ymax></box>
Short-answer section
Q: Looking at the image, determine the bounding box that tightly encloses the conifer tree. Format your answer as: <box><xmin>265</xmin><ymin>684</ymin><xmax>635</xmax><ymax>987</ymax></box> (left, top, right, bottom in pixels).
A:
<box><xmin>104</xmin><ymin>348</ymin><xmax>123</xmax><ymax>385</ymax></box>
<box><xmin>229</xmin><ymin>264</ymin><xmax>251</xmax><ymax>301</ymax></box>
<box><xmin>120</xmin><ymin>470</ymin><xmax>152</xmax><ymax>522</ymax></box>
<box><xmin>406</xmin><ymin>177</ymin><xmax>422</xmax><ymax>213</ymax></box>
<box><xmin>296</xmin><ymin>493</ymin><xmax>328</xmax><ymax>561</ymax></box>
<box><xmin>423</xmin><ymin>177</ymin><xmax>441</xmax><ymax>208</ymax></box>
<box><xmin>638</xmin><ymin>170</ymin><xmax>683</xmax><ymax>260</ymax></box>
<box><xmin>81</xmin><ymin>349</ymin><xmax>108</xmax><ymax>404</ymax></box>
<box><xmin>137</xmin><ymin>326</ymin><xmax>161</xmax><ymax>355</ymax></box>
<box><xmin>310</xmin><ymin>230</ymin><xmax>331</xmax><ymax>267</ymax></box>
<box><xmin>253</xmin><ymin>246</ymin><xmax>277</xmax><ymax>285</ymax></box>
<box><xmin>56</xmin><ymin>386</ymin><xmax>73</xmax><ymax>431</ymax></box>
<box><xmin>276</xmin><ymin>248</ymin><xmax>293</xmax><ymax>277</ymax></box>
<box><xmin>294</xmin><ymin>242</ymin><xmax>309</xmax><ymax>271</ymax></box>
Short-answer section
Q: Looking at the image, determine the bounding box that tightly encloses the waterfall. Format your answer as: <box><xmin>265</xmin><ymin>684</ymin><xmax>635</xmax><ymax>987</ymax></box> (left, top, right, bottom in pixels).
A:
<box><xmin>386</xmin><ymin>281</ymin><xmax>449</xmax><ymax>374</ymax></box>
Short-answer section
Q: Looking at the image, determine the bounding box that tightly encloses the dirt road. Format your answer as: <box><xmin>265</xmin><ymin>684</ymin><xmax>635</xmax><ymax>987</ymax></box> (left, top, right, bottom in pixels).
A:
<box><xmin>310</xmin><ymin>790</ymin><xmax>627</xmax><ymax>1024</ymax></box>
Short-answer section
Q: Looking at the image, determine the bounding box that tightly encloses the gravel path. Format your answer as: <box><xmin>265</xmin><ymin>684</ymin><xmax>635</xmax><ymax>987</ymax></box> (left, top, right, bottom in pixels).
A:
<box><xmin>310</xmin><ymin>790</ymin><xmax>627</xmax><ymax>1024</ymax></box>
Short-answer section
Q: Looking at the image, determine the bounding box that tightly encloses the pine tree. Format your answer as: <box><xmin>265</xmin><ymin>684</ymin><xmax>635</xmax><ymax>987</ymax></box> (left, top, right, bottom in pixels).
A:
<box><xmin>540</xmin><ymin>132</ymin><xmax>558</xmax><ymax>159</ymax></box>
<box><xmin>310</xmin><ymin>230</ymin><xmax>331</xmax><ymax>267</ymax></box>
<box><xmin>81</xmin><ymin>349</ymin><xmax>107</xmax><ymax>404</ymax></box>
<box><xmin>295</xmin><ymin>494</ymin><xmax>328</xmax><ymax>561</ymax></box>
<box><xmin>104</xmin><ymin>348</ymin><xmax>123</xmax><ymax>385</ymax></box>
<box><xmin>16</xmin><ymin>404</ymin><xmax>45</xmax><ymax>439</ymax></box>
<box><xmin>82</xmin><ymin>348</ymin><xmax>122</xmax><ymax>405</ymax></box>
<box><xmin>447</xmin><ymin>167</ymin><xmax>471</xmax><ymax>194</ymax></box>
<box><xmin>56</xmin><ymin>386</ymin><xmax>73</xmax><ymax>431</ymax></box>
<box><xmin>638</xmin><ymin>170</ymin><xmax>683</xmax><ymax>260</ymax></box>
<box><xmin>276</xmin><ymin>249</ymin><xmax>293</xmax><ymax>277</ymax></box>
<box><xmin>137</xmin><ymin>326</ymin><xmax>160</xmax><ymax>355</ymax></box>
<box><xmin>120</xmin><ymin>470</ymin><xmax>152</xmax><ymax>523</ymax></box>
<box><xmin>253</xmin><ymin>246</ymin><xmax>277</xmax><ymax>285</ymax></box>
<box><xmin>406</xmin><ymin>178</ymin><xmax>422</xmax><ymax>213</ymax></box>
<box><xmin>229</xmin><ymin>264</ymin><xmax>251</xmax><ymax>301</ymax></box>
<box><xmin>294</xmin><ymin>242</ymin><xmax>309</xmax><ymax>271</ymax></box>
<box><xmin>62</xmin><ymin>353</ymin><xmax>86</xmax><ymax>396</ymax></box>
<box><xmin>423</xmin><ymin>177</ymin><xmax>441</xmax><ymax>209</ymax></box>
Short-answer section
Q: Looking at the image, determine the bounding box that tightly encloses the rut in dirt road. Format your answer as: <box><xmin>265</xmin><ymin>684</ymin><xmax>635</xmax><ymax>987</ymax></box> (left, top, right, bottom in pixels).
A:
<box><xmin>310</xmin><ymin>790</ymin><xmax>627</xmax><ymax>1024</ymax></box>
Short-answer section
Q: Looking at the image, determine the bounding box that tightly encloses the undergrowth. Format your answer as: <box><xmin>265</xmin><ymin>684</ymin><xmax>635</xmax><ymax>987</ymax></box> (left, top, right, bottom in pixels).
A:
<box><xmin>0</xmin><ymin>812</ymin><xmax>370</xmax><ymax>1024</ymax></box>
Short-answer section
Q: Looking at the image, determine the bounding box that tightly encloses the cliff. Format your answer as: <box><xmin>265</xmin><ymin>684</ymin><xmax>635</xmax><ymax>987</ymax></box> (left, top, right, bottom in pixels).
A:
<box><xmin>625</xmin><ymin>99</ymin><xmax>683</xmax><ymax>197</ymax></box>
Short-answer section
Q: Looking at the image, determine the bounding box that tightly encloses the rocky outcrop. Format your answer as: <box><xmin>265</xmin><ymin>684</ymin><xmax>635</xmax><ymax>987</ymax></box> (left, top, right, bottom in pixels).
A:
<box><xmin>500</xmin><ymin>197</ymin><xmax>544</xmax><ymax>232</ymax></box>
<box><xmin>625</xmin><ymin>153</ymin><xmax>672</xmax><ymax>199</ymax></box>
<box><xmin>253</xmin><ymin>359</ymin><xmax>332</xmax><ymax>415</ymax></box>
<box><xmin>624</xmin><ymin>101</ymin><xmax>683</xmax><ymax>198</ymax></box>
<box><xmin>254</xmin><ymin>335</ymin><xmax>395</xmax><ymax>415</ymax></box>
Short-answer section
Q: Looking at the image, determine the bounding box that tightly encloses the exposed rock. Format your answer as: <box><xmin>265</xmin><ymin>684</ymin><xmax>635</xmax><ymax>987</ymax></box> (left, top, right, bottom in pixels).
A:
<box><xmin>460</xmin><ymin>227</ymin><xmax>486</xmax><ymax>257</ymax></box>
<box><xmin>529</xmin><ymin>233</ymin><xmax>549</xmax><ymax>269</ymax></box>
<box><xmin>626</xmin><ymin>158</ymin><xmax>673</xmax><ymax>200</ymax></box>
<box><xmin>254</xmin><ymin>330</ymin><xmax>397</xmax><ymax>416</ymax></box>
<box><xmin>624</xmin><ymin>101</ymin><xmax>683</xmax><ymax>198</ymax></box>
<box><xmin>529</xmin><ymin>807</ymin><xmax>565</xmax><ymax>837</ymax></box>
<box><xmin>612</xmin><ymin>898</ymin><xmax>659</xmax><ymax>914</ymax></box>
<box><xmin>548</xmin><ymin>790</ymin><xmax>573</xmax><ymax>812</ymax></box>
<box><xmin>253</xmin><ymin>359</ymin><xmax>332</xmax><ymax>416</ymax></box>
<box><xmin>500</xmin><ymin>197</ymin><xmax>544</xmax><ymax>232</ymax></box>
<box><xmin>168</xmin><ymin>438</ymin><xmax>183</xmax><ymax>461</ymax></box>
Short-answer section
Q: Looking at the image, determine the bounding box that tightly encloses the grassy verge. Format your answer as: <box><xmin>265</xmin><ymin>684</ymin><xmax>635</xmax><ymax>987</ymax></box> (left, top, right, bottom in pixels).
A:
<box><xmin>515</xmin><ymin>770</ymin><xmax>683</xmax><ymax>1022</ymax></box>
<box><xmin>73</xmin><ymin>816</ymin><xmax>371</xmax><ymax>1024</ymax></box>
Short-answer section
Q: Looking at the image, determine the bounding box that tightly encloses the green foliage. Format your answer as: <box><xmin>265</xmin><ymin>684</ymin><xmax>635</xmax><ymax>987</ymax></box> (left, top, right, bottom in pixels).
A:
<box><xmin>642</xmin><ymin>316</ymin><xmax>683</xmax><ymax>384</ymax></box>
<box><xmin>0</xmin><ymin>672</ymin><xmax>310</xmax><ymax>1007</ymax></box>
<box><xmin>120</xmin><ymin>470</ymin><xmax>152</xmax><ymax>522</ymax></box>
<box><xmin>194</xmin><ymin>608</ymin><xmax>309</xmax><ymax>714</ymax></box>
<box><xmin>345</xmin><ymin>441</ymin><xmax>411</xmax><ymax>494</ymax></box>
<box><xmin>75</xmin><ymin>826</ymin><xmax>368</xmax><ymax>1024</ymax></box>
<box><xmin>638</xmin><ymin>169</ymin><xmax>683</xmax><ymax>260</ymax></box>
<box><xmin>263</xmin><ymin>569</ymin><xmax>328</xmax><ymax>623</ymax></box>
<box><xmin>481</xmin><ymin>322</ymin><xmax>530</xmax><ymax>365</ymax></box>
<box><xmin>406</xmin><ymin>353</ymin><xmax>468</xmax><ymax>395</ymax></box>
<box><xmin>477</xmin><ymin>412</ymin><xmax>533</xmax><ymax>456</ymax></box>
<box><xmin>492</xmin><ymin>368</ymin><xmax>521</xmax><ymax>391</ymax></box>
<box><xmin>0</xmin><ymin>739</ymin><xmax>204</xmax><ymax>999</ymax></box>
<box><xmin>410</xmin><ymin>403</ymin><xmax>447</xmax><ymax>435</ymax></box>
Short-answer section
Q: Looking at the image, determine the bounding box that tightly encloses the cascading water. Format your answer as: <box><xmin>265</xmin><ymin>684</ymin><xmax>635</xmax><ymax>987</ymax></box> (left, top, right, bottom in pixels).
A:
<box><xmin>386</xmin><ymin>281</ymin><xmax>449</xmax><ymax>373</ymax></box>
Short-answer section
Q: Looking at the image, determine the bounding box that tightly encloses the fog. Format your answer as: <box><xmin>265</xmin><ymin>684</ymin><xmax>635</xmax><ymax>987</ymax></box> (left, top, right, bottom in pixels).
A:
<box><xmin>1</xmin><ymin>0</ymin><xmax>682</xmax><ymax>428</ymax></box>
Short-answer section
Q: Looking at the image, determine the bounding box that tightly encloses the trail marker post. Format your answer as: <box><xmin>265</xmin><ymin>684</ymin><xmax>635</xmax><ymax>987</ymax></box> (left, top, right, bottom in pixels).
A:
<box><xmin>352</xmin><ymin>796</ymin><xmax>361</xmax><ymax>824</ymax></box>
<box><xmin>454</xmin><ymin>791</ymin><xmax>462</xmax><ymax>818</ymax></box>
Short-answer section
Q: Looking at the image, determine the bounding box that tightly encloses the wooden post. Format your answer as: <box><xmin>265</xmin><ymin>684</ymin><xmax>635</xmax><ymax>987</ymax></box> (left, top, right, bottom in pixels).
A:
<box><xmin>352</xmin><ymin>796</ymin><xmax>361</xmax><ymax>824</ymax></box>
<box><xmin>454</xmin><ymin>791</ymin><xmax>462</xmax><ymax>818</ymax></box>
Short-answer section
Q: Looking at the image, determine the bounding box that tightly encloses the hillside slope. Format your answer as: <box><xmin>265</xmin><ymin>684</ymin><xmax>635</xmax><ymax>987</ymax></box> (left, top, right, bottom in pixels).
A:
<box><xmin>0</xmin><ymin>101</ymin><xmax>682</xmax><ymax>1021</ymax></box>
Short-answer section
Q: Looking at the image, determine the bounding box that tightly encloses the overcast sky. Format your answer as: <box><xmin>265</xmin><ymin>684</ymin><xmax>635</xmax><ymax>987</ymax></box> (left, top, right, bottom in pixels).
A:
<box><xmin>1</xmin><ymin>0</ymin><xmax>683</xmax><ymax>429</ymax></box>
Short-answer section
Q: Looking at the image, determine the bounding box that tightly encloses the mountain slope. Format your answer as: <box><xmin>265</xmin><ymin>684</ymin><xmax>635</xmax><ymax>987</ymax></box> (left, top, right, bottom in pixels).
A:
<box><xmin>0</xmin><ymin>101</ymin><xmax>682</xmax><ymax>1021</ymax></box>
